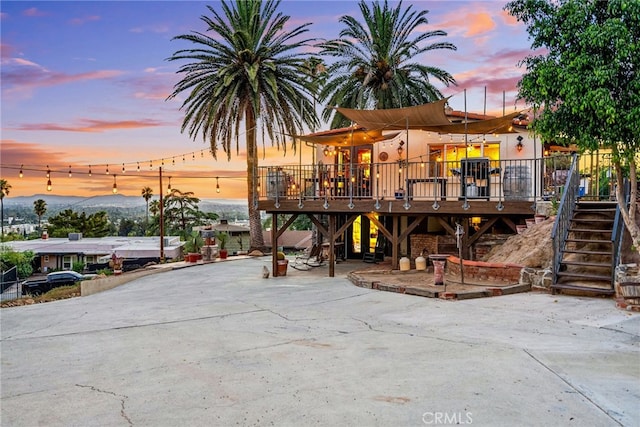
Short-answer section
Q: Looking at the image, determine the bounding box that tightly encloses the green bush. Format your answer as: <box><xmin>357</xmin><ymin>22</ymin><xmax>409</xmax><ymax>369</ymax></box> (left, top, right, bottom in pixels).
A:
<box><xmin>0</xmin><ymin>247</ymin><xmax>35</xmax><ymax>279</ymax></box>
<box><xmin>72</xmin><ymin>261</ymin><xmax>85</xmax><ymax>273</ymax></box>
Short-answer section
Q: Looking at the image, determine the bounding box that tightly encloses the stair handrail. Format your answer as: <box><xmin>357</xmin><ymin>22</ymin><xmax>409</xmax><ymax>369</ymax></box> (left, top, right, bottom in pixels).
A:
<box><xmin>551</xmin><ymin>153</ymin><xmax>580</xmax><ymax>285</ymax></box>
<box><xmin>611</xmin><ymin>178</ymin><xmax>631</xmax><ymax>284</ymax></box>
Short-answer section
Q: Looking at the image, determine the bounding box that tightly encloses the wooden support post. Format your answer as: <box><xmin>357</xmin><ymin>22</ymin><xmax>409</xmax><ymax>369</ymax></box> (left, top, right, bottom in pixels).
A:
<box><xmin>329</xmin><ymin>215</ymin><xmax>336</xmax><ymax>277</ymax></box>
<box><xmin>272</xmin><ymin>213</ymin><xmax>278</xmax><ymax>277</ymax></box>
<box><xmin>391</xmin><ymin>216</ymin><xmax>399</xmax><ymax>269</ymax></box>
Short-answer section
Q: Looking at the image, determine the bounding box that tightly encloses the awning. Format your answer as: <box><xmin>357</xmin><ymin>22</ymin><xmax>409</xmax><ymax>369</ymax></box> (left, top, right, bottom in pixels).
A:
<box><xmin>334</xmin><ymin>98</ymin><xmax>452</xmax><ymax>131</ymax></box>
<box><xmin>334</xmin><ymin>99</ymin><xmax>521</xmax><ymax>135</ymax></box>
<box><xmin>424</xmin><ymin>111</ymin><xmax>521</xmax><ymax>135</ymax></box>
<box><xmin>297</xmin><ymin>126</ymin><xmax>401</xmax><ymax>147</ymax></box>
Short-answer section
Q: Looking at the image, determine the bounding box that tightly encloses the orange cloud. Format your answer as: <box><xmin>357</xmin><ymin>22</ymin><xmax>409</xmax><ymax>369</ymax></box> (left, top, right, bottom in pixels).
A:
<box><xmin>437</xmin><ymin>10</ymin><xmax>496</xmax><ymax>39</ymax></box>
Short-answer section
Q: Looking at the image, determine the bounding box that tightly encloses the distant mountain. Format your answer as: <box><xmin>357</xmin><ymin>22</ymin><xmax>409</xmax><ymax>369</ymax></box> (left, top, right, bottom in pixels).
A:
<box><xmin>5</xmin><ymin>194</ymin><xmax>247</xmax><ymax>207</ymax></box>
<box><xmin>3</xmin><ymin>194</ymin><xmax>249</xmax><ymax>218</ymax></box>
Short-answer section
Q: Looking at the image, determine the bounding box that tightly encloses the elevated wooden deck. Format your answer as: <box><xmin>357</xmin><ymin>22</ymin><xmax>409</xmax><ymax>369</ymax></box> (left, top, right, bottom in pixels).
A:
<box><xmin>258</xmin><ymin>159</ymin><xmax>544</xmax><ymax>277</ymax></box>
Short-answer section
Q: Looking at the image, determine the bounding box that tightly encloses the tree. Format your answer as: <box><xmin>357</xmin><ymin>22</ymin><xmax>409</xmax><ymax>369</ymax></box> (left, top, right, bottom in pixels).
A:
<box><xmin>505</xmin><ymin>0</ymin><xmax>640</xmax><ymax>253</ymax></box>
<box><xmin>33</xmin><ymin>199</ymin><xmax>47</xmax><ymax>231</ymax></box>
<box><xmin>163</xmin><ymin>188</ymin><xmax>203</xmax><ymax>235</ymax></box>
<box><xmin>0</xmin><ymin>179</ymin><xmax>11</xmax><ymax>240</ymax></box>
<box><xmin>317</xmin><ymin>0</ymin><xmax>457</xmax><ymax>128</ymax></box>
<box><xmin>47</xmin><ymin>209</ymin><xmax>111</xmax><ymax>238</ymax></box>
<box><xmin>167</xmin><ymin>0</ymin><xmax>319</xmax><ymax>251</ymax></box>
<box><xmin>141</xmin><ymin>186</ymin><xmax>153</xmax><ymax>223</ymax></box>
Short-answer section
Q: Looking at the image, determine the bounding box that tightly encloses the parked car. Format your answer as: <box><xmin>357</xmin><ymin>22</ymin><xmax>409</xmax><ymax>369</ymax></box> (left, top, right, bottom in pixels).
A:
<box><xmin>21</xmin><ymin>271</ymin><xmax>85</xmax><ymax>296</ymax></box>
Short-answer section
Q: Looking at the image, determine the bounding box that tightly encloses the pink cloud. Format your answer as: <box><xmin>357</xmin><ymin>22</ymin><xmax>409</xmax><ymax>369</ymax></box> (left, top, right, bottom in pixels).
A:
<box><xmin>69</xmin><ymin>15</ymin><xmax>101</xmax><ymax>26</ymax></box>
<box><xmin>13</xmin><ymin>118</ymin><xmax>166</xmax><ymax>133</ymax></box>
<box><xmin>22</xmin><ymin>7</ymin><xmax>47</xmax><ymax>17</ymax></box>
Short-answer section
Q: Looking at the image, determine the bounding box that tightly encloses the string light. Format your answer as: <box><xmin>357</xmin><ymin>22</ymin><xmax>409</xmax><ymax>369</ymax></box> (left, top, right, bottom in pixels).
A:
<box><xmin>46</xmin><ymin>166</ymin><xmax>50</xmax><ymax>178</ymax></box>
<box><xmin>106</xmin><ymin>164</ymin><xmax>109</xmax><ymax>174</ymax></box>
<box><xmin>192</xmin><ymin>152</ymin><xmax>195</xmax><ymax>161</ymax></box>
<box><xmin>122</xmin><ymin>163</ymin><xmax>126</xmax><ymax>174</ymax></box>
<box><xmin>19</xmin><ymin>165</ymin><xmax>23</xmax><ymax>178</ymax></box>
<box><xmin>201</xmin><ymin>151</ymin><xmax>204</xmax><ymax>158</ymax></box>
<box><xmin>112</xmin><ymin>175</ymin><xmax>118</xmax><ymax>194</ymax></box>
<box><xmin>420</xmin><ymin>156</ymin><xmax>425</xmax><ymax>168</ymax></box>
<box><xmin>167</xmin><ymin>176</ymin><xmax>172</xmax><ymax>191</ymax></box>
<box><xmin>137</xmin><ymin>162</ymin><xmax>140</xmax><ymax>171</ymax></box>
<box><xmin>88</xmin><ymin>165</ymin><xmax>92</xmax><ymax>177</ymax></box>
<box><xmin>182</xmin><ymin>155</ymin><xmax>185</xmax><ymax>163</ymax></box>
<box><xmin>150</xmin><ymin>160</ymin><xmax>153</xmax><ymax>170</ymax></box>
<box><xmin>216</xmin><ymin>177</ymin><xmax>220</xmax><ymax>193</ymax></box>
<box><xmin>47</xmin><ymin>178</ymin><xmax>52</xmax><ymax>192</ymax></box>
<box><xmin>172</xmin><ymin>157</ymin><xmax>175</xmax><ymax>166</ymax></box>
<box><xmin>68</xmin><ymin>165</ymin><xmax>72</xmax><ymax>177</ymax></box>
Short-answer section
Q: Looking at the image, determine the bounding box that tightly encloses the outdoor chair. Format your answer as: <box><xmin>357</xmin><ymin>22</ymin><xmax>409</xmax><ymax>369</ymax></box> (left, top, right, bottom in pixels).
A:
<box><xmin>291</xmin><ymin>244</ymin><xmax>326</xmax><ymax>271</ymax></box>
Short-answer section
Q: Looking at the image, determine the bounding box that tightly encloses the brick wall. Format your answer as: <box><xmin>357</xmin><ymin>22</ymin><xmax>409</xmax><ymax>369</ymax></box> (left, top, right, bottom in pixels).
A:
<box><xmin>447</xmin><ymin>256</ymin><xmax>522</xmax><ymax>283</ymax></box>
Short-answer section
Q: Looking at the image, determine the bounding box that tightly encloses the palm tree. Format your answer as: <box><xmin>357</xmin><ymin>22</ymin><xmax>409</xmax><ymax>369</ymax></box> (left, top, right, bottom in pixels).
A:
<box><xmin>318</xmin><ymin>0</ymin><xmax>457</xmax><ymax>128</ymax></box>
<box><xmin>33</xmin><ymin>199</ymin><xmax>47</xmax><ymax>231</ymax></box>
<box><xmin>141</xmin><ymin>186</ymin><xmax>153</xmax><ymax>223</ymax></box>
<box><xmin>0</xmin><ymin>179</ymin><xmax>11</xmax><ymax>240</ymax></box>
<box><xmin>149</xmin><ymin>200</ymin><xmax>160</xmax><ymax>217</ymax></box>
<box><xmin>167</xmin><ymin>0</ymin><xmax>319</xmax><ymax>251</ymax></box>
<box><xmin>163</xmin><ymin>188</ymin><xmax>202</xmax><ymax>234</ymax></box>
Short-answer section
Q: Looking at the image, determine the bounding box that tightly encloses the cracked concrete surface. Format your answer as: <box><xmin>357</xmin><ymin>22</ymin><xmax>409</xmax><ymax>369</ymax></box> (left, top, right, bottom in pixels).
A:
<box><xmin>1</xmin><ymin>257</ymin><xmax>639</xmax><ymax>426</ymax></box>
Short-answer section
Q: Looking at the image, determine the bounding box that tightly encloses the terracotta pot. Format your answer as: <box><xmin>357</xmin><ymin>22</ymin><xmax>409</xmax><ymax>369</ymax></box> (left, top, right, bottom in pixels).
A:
<box><xmin>219</xmin><ymin>249</ymin><xmax>228</xmax><ymax>260</ymax></box>
<box><xmin>277</xmin><ymin>259</ymin><xmax>288</xmax><ymax>276</ymax></box>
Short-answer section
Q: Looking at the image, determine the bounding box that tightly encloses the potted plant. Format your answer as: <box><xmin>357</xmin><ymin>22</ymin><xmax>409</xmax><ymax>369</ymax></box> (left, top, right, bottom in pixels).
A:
<box><xmin>184</xmin><ymin>230</ymin><xmax>204</xmax><ymax>262</ymax></box>
<box><xmin>276</xmin><ymin>251</ymin><xmax>288</xmax><ymax>276</ymax></box>
<box><xmin>217</xmin><ymin>231</ymin><xmax>229</xmax><ymax>259</ymax></box>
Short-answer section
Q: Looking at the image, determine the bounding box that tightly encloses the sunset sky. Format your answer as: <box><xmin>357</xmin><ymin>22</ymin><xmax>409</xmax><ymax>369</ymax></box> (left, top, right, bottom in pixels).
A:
<box><xmin>1</xmin><ymin>1</ymin><xmax>531</xmax><ymax>199</ymax></box>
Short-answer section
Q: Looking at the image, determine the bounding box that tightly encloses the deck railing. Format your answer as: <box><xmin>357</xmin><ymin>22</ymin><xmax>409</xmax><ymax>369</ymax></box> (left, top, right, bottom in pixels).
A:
<box><xmin>257</xmin><ymin>157</ymin><xmax>565</xmax><ymax>205</ymax></box>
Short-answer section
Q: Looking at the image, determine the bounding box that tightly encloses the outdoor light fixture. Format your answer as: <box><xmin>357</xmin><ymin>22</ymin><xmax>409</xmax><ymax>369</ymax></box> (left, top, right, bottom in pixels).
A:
<box><xmin>122</xmin><ymin>163</ymin><xmax>126</xmax><ymax>174</ymax></box>
<box><xmin>88</xmin><ymin>165</ymin><xmax>92</xmax><ymax>177</ymax></box>
<box><xmin>323</xmin><ymin>147</ymin><xmax>330</xmax><ymax>156</ymax></box>
<box><xmin>516</xmin><ymin>135</ymin><xmax>524</xmax><ymax>152</ymax></box>
<box><xmin>137</xmin><ymin>162</ymin><xmax>140</xmax><ymax>171</ymax></box>
<box><xmin>19</xmin><ymin>165</ymin><xmax>23</xmax><ymax>178</ymax></box>
<box><xmin>167</xmin><ymin>176</ymin><xmax>172</xmax><ymax>191</ymax></box>
<box><xmin>68</xmin><ymin>166</ymin><xmax>72</xmax><ymax>177</ymax></box>
<box><xmin>47</xmin><ymin>179</ymin><xmax>52</xmax><ymax>192</ymax></box>
<box><xmin>216</xmin><ymin>177</ymin><xmax>220</xmax><ymax>193</ymax></box>
<box><xmin>112</xmin><ymin>175</ymin><xmax>118</xmax><ymax>194</ymax></box>
<box><xmin>46</xmin><ymin>166</ymin><xmax>50</xmax><ymax>178</ymax></box>
<box><xmin>106</xmin><ymin>164</ymin><xmax>109</xmax><ymax>175</ymax></box>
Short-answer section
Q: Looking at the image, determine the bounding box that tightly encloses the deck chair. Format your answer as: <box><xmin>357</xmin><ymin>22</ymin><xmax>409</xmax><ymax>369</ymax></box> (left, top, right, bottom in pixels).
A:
<box><xmin>291</xmin><ymin>244</ymin><xmax>326</xmax><ymax>271</ymax></box>
<box><xmin>363</xmin><ymin>235</ymin><xmax>386</xmax><ymax>263</ymax></box>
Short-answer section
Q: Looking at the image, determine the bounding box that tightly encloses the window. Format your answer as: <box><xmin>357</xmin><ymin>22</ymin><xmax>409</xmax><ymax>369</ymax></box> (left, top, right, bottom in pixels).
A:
<box><xmin>63</xmin><ymin>256</ymin><xmax>72</xmax><ymax>270</ymax></box>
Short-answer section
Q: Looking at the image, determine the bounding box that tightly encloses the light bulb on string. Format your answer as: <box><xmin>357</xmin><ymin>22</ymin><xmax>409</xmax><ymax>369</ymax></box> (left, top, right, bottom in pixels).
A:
<box><xmin>172</xmin><ymin>158</ymin><xmax>175</xmax><ymax>166</ymax></box>
<box><xmin>137</xmin><ymin>162</ymin><xmax>140</xmax><ymax>171</ymax></box>
<box><xmin>201</xmin><ymin>151</ymin><xmax>204</xmax><ymax>158</ymax></box>
<box><xmin>46</xmin><ymin>166</ymin><xmax>50</xmax><ymax>178</ymax></box>
<box><xmin>47</xmin><ymin>178</ymin><xmax>52</xmax><ymax>192</ymax></box>
<box><xmin>167</xmin><ymin>176</ymin><xmax>172</xmax><ymax>191</ymax></box>
<box><xmin>112</xmin><ymin>175</ymin><xmax>118</xmax><ymax>194</ymax></box>
<box><xmin>19</xmin><ymin>165</ymin><xmax>23</xmax><ymax>178</ymax></box>
<box><xmin>216</xmin><ymin>177</ymin><xmax>220</xmax><ymax>193</ymax></box>
<box><xmin>122</xmin><ymin>163</ymin><xmax>126</xmax><ymax>174</ymax></box>
<box><xmin>68</xmin><ymin>165</ymin><xmax>72</xmax><ymax>177</ymax></box>
<box><xmin>182</xmin><ymin>155</ymin><xmax>185</xmax><ymax>163</ymax></box>
<box><xmin>106</xmin><ymin>164</ymin><xmax>109</xmax><ymax>174</ymax></box>
<box><xmin>161</xmin><ymin>159</ymin><xmax>165</xmax><ymax>166</ymax></box>
<box><xmin>420</xmin><ymin>156</ymin><xmax>425</xmax><ymax>168</ymax></box>
<box><xmin>149</xmin><ymin>161</ymin><xmax>153</xmax><ymax>170</ymax></box>
<box><xmin>88</xmin><ymin>165</ymin><xmax>92</xmax><ymax>177</ymax></box>
<box><xmin>192</xmin><ymin>152</ymin><xmax>195</xmax><ymax>161</ymax></box>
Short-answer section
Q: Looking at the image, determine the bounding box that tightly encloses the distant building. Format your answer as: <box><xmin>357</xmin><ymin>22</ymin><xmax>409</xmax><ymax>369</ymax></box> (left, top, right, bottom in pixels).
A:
<box><xmin>3</xmin><ymin>234</ymin><xmax>184</xmax><ymax>272</ymax></box>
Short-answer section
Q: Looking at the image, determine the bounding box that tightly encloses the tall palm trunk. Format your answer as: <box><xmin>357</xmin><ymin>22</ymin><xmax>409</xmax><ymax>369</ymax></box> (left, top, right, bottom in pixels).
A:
<box><xmin>246</xmin><ymin>108</ymin><xmax>265</xmax><ymax>251</ymax></box>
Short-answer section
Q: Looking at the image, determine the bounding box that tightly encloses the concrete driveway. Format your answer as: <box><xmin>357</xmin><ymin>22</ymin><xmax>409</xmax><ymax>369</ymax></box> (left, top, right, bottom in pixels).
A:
<box><xmin>2</xmin><ymin>257</ymin><xmax>639</xmax><ymax>426</ymax></box>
